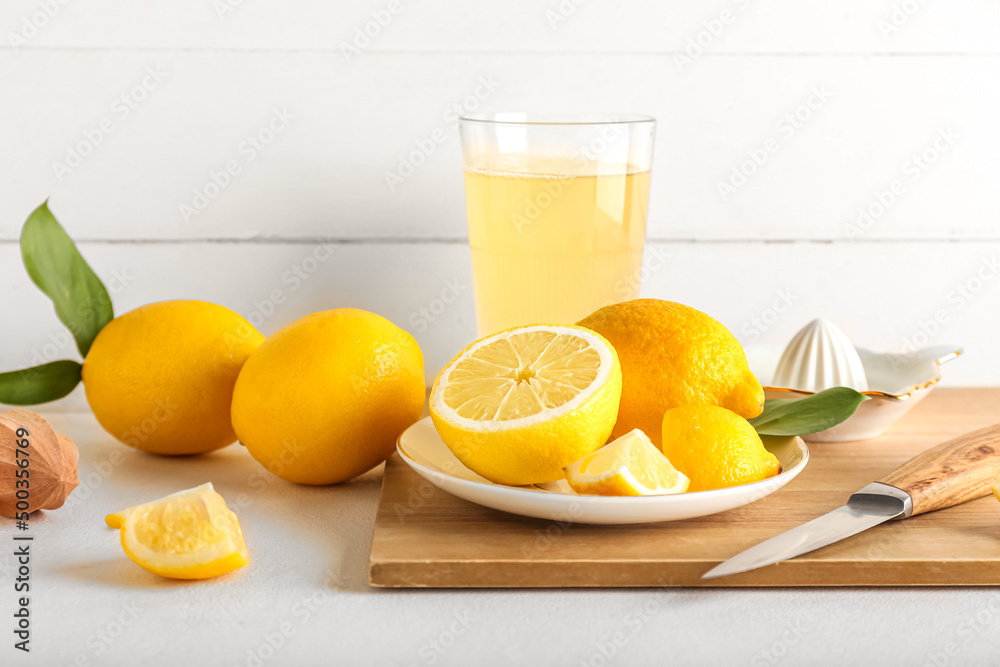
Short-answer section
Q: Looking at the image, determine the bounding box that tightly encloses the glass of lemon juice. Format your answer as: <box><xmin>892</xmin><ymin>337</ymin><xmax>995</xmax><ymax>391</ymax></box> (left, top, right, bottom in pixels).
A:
<box><xmin>459</xmin><ymin>113</ymin><xmax>656</xmax><ymax>335</ymax></box>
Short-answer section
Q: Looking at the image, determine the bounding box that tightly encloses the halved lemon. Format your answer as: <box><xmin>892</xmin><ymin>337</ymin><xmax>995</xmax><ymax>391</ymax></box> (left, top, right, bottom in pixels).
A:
<box><xmin>993</xmin><ymin>486</ymin><xmax>1000</xmax><ymax>503</ymax></box>
<box><xmin>105</xmin><ymin>483</ymin><xmax>249</xmax><ymax>580</ymax></box>
<box><xmin>565</xmin><ymin>429</ymin><xmax>690</xmax><ymax>496</ymax></box>
<box><xmin>429</xmin><ymin>324</ymin><xmax>622</xmax><ymax>486</ymax></box>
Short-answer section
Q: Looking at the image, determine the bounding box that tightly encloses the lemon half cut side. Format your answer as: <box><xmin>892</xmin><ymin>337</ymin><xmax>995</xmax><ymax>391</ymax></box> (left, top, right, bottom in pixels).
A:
<box><xmin>429</xmin><ymin>324</ymin><xmax>622</xmax><ymax>486</ymax></box>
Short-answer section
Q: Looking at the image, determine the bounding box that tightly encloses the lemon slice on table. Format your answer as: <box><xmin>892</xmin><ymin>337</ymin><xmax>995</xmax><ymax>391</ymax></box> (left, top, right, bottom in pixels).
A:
<box><xmin>564</xmin><ymin>429</ymin><xmax>690</xmax><ymax>496</ymax></box>
<box><xmin>106</xmin><ymin>483</ymin><xmax>249</xmax><ymax>580</ymax></box>
<box><xmin>429</xmin><ymin>324</ymin><xmax>622</xmax><ymax>486</ymax></box>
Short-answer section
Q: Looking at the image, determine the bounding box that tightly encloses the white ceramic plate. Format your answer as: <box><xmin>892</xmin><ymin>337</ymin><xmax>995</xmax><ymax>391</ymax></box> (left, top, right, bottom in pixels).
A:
<box><xmin>396</xmin><ymin>417</ymin><xmax>809</xmax><ymax>525</ymax></box>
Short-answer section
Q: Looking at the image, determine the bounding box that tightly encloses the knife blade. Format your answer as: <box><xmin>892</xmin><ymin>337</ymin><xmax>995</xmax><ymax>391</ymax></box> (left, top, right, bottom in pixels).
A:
<box><xmin>703</xmin><ymin>422</ymin><xmax>1000</xmax><ymax>580</ymax></box>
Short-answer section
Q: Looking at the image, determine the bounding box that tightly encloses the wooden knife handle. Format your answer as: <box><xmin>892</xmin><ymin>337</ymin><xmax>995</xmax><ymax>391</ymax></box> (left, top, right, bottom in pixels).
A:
<box><xmin>880</xmin><ymin>423</ymin><xmax>1000</xmax><ymax>516</ymax></box>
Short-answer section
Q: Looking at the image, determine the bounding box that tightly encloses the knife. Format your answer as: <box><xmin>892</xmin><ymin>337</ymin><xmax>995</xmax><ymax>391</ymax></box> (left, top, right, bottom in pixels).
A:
<box><xmin>703</xmin><ymin>423</ymin><xmax>1000</xmax><ymax>580</ymax></box>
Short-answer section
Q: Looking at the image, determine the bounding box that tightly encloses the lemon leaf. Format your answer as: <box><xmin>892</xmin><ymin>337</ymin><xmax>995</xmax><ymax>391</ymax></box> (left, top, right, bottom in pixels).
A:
<box><xmin>748</xmin><ymin>387</ymin><xmax>869</xmax><ymax>436</ymax></box>
<box><xmin>20</xmin><ymin>201</ymin><xmax>114</xmax><ymax>358</ymax></box>
<box><xmin>0</xmin><ymin>360</ymin><xmax>83</xmax><ymax>405</ymax></box>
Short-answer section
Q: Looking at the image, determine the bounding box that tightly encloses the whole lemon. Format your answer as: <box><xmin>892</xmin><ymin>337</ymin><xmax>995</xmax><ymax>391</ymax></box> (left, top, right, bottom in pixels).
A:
<box><xmin>578</xmin><ymin>299</ymin><xmax>764</xmax><ymax>446</ymax></box>
<box><xmin>660</xmin><ymin>404</ymin><xmax>780</xmax><ymax>491</ymax></box>
<box><xmin>82</xmin><ymin>300</ymin><xmax>264</xmax><ymax>455</ymax></box>
<box><xmin>231</xmin><ymin>309</ymin><xmax>425</xmax><ymax>485</ymax></box>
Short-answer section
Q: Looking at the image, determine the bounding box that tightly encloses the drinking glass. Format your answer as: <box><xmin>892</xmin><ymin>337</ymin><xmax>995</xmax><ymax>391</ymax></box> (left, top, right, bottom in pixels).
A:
<box><xmin>459</xmin><ymin>113</ymin><xmax>656</xmax><ymax>335</ymax></box>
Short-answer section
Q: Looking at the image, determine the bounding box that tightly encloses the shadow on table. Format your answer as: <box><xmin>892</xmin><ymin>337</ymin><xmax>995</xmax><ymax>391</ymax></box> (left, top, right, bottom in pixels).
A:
<box><xmin>237</xmin><ymin>464</ymin><xmax>386</xmax><ymax>595</ymax></box>
<box><xmin>53</xmin><ymin>556</ymin><xmax>248</xmax><ymax>590</ymax></box>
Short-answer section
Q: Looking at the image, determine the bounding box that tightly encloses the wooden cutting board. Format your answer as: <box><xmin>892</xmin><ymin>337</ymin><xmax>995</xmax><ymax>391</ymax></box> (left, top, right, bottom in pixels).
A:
<box><xmin>368</xmin><ymin>388</ymin><xmax>1000</xmax><ymax>588</ymax></box>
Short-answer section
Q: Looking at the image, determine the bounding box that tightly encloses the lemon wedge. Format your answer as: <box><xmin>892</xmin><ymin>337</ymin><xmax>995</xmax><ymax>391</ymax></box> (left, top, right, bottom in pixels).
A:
<box><xmin>430</xmin><ymin>324</ymin><xmax>621</xmax><ymax>486</ymax></box>
<box><xmin>993</xmin><ymin>486</ymin><xmax>1000</xmax><ymax>503</ymax></box>
<box><xmin>105</xmin><ymin>483</ymin><xmax>249</xmax><ymax>580</ymax></box>
<box><xmin>565</xmin><ymin>429</ymin><xmax>690</xmax><ymax>496</ymax></box>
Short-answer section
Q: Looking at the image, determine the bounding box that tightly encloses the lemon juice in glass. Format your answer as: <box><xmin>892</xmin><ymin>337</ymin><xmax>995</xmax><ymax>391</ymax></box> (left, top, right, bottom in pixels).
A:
<box><xmin>459</xmin><ymin>113</ymin><xmax>655</xmax><ymax>335</ymax></box>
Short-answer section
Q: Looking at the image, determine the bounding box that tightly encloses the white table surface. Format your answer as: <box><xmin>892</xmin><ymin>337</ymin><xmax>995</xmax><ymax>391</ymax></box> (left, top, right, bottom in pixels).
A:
<box><xmin>4</xmin><ymin>411</ymin><xmax>999</xmax><ymax>667</ymax></box>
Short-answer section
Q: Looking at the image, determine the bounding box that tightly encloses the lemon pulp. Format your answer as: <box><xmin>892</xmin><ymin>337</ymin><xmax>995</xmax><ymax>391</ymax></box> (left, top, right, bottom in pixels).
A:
<box><xmin>441</xmin><ymin>328</ymin><xmax>601</xmax><ymax>421</ymax></box>
<box><xmin>565</xmin><ymin>429</ymin><xmax>690</xmax><ymax>496</ymax></box>
<box><xmin>106</xmin><ymin>483</ymin><xmax>249</xmax><ymax>580</ymax></box>
<box><xmin>430</xmin><ymin>324</ymin><xmax>622</xmax><ymax>486</ymax></box>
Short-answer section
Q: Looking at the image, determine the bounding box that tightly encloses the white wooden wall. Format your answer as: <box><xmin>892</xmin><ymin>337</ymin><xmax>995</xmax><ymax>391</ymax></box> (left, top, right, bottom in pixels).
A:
<box><xmin>2</xmin><ymin>2</ymin><xmax>998</xmax><ymax>411</ymax></box>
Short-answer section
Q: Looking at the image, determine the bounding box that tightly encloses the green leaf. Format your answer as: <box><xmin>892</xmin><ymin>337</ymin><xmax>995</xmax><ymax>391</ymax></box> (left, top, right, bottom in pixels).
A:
<box><xmin>748</xmin><ymin>387</ymin><xmax>870</xmax><ymax>436</ymax></box>
<box><xmin>0</xmin><ymin>360</ymin><xmax>83</xmax><ymax>405</ymax></box>
<box><xmin>20</xmin><ymin>201</ymin><xmax>114</xmax><ymax>358</ymax></box>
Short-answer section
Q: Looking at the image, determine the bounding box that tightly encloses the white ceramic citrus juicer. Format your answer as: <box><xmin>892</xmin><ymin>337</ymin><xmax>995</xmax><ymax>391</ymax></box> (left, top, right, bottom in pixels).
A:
<box><xmin>746</xmin><ymin>319</ymin><xmax>962</xmax><ymax>442</ymax></box>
